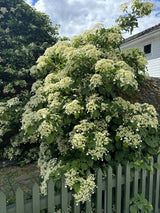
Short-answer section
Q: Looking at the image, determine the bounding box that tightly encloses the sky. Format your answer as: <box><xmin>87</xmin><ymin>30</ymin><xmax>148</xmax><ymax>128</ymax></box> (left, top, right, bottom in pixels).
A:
<box><xmin>24</xmin><ymin>0</ymin><xmax>160</xmax><ymax>38</ymax></box>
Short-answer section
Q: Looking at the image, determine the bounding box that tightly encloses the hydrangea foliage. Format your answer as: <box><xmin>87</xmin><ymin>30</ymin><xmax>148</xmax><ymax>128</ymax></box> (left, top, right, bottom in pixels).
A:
<box><xmin>19</xmin><ymin>23</ymin><xmax>160</xmax><ymax>202</ymax></box>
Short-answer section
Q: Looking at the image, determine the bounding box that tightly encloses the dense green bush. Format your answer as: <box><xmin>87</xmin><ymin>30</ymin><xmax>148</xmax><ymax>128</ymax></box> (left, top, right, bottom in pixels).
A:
<box><xmin>0</xmin><ymin>0</ymin><xmax>58</xmax><ymax>161</ymax></box>
<box><xmin>21</xmin><ymin>20</ymin><xmax>160</xmax><ymax>202</ymax></box>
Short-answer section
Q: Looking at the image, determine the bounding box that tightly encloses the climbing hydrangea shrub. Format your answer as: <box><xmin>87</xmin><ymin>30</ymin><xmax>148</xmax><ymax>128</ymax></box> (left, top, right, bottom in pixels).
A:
<box><xmin>21</xmin><ymin>24</ymin><xmax>159</xmax><ymax>203</ymax></box>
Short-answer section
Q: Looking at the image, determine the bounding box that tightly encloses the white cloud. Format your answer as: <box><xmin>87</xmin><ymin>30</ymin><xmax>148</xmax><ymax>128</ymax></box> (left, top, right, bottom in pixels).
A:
<box><xmin>25</xmin><ymin>0</ymin><xmax>33</xmax><ymax>6</ymax></box>
<box><xmin>25</xmin><ymin>0</ymin><xmax>160</xmax><ymax>38</ymax></box>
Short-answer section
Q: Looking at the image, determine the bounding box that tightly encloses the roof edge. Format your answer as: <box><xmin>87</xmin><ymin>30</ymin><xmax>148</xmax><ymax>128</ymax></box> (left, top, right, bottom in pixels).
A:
<box><xmin>123</xmin><ymin>23</ymin><xmax>160</xmax><ymax>44</ymax></box>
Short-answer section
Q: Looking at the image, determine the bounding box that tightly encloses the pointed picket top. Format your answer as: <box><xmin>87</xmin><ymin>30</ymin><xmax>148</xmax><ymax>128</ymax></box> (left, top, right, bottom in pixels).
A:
<box><xmin>16</xmin><ymin>187</ymin><xmax>24</xmax><ymax>195</ymax></box>
<box><xmin>32</xmin><ymin>182</ymin><xmax>40</xmax><ymax>213</ymax></box>
<box><xmin>116</xmin><ymin>164</ymin><xmax>122</xmax><ymax>213</ymax></box>
<box><xmin>148</xmin><ymin>157</ymin><xmax>154</xmax><ymax>213</ymax></box>
<box><xmin>0</xmin><ymin>190</ymin><xmax>6</xmax><ymax>213</ymax></box>
<box><xmin>48</xmin><ymin>179</ymin><xmax>55</xmax><ymax>189</ymax></box>
<box><xmin>16</xmin><ymin>187</ymin><xmax>24</xmax><ymax>213</ymax></box>
<box><xmin>157</xmin><ymin>154</ymin><xmax>160</xmax><ymax>164</ymax></box>
<box><xmin>117</xmin><ymin>163</ymin><xmax>122</xmax><ymax>172</ymax></box>
<box><xmin>32</xmin><ymin>182</ymin><xmax>39</xmax><ymax>191</ymax></box>
<box><xmin>106</xmin><ymin>165</ymin><xmax>113</xmax><ymax>213</ymax></box>
<box><xmin>73</xmin><ymin>198</ymin><xmax>80</xmax><ymax>213</ymax></box>
<box><xmin>97</xmin><ymin>167</ymin><xmax>102</xmax><ymax>179</ymax></box>
<box><xmin>47</xmin><ymin>179</ymin><xmax>55</xmax><ymax>213</ymax></box>
<box><xmin>96</xmin><ymin>168</ymin><xmax>103</xmax><ymax>213</ymax></box>
<box><xmin>61</xmin><ymin>176</ymin><xmax>68</xmax><ymax>213</ymax></box>
<box><xmin>124</xmin><ymin>162</ymin><xmax>130</xmax><ymax>213</ymax></box>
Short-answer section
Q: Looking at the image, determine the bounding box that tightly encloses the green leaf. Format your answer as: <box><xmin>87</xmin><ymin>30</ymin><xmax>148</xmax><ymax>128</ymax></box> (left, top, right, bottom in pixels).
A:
<box><xmin>73</xmin><ymin>183</ymin><xmax>80</xmax><ymax>193</ymax></box>
<box><xmin>74</xmin><ymin>113</ymin><xmax>80</xmax><ymax>119</ymax></box>
<box><xmin>46</xmin><ymin>133</ymin><xmax>55</xmax><ymax>144</ymax></box>
<box><xmin>123</xmin><ymin>143</ymin><xmax>128</xmax><ymax>148</ymax></box>
<box><xmin>154</xmin><ymin>163</ymin><xmax>160</xmax><ymax>170</ymax></box>
<box><xmin>130</xmin><ymin>205</ymin><xmax>138</xmax><ymax>213</ymax></box>
<box><xmin>87</xmin><ymin>159</ymin><xmax>93</xmax><ymax>167</ymax></box>
<box><xmin>105</xmin><ymin>154</ymin><xmax>111</xmax><ymax>162</ymax></box>
<box><xmin>80</xmin><ymin>163</ymin><xmax>88</xmax><ymax>170</ymax></box>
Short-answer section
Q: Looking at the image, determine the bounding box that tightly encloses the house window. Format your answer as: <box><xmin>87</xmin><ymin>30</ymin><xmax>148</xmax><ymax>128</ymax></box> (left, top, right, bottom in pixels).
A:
<box><xmin>144</xmin><ymin>44</ymin><xmax>151</xmax><ymax>54</ymax></box>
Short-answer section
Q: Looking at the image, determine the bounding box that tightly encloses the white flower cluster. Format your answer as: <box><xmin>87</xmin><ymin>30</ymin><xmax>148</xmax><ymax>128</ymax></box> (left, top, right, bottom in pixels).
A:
<box><xmin>36</xmin><ymin>55</ymin><xmax>48</xmax><ymax>71</ymax></box>
<box><xmin>87</xmin><ymin>131</ymin><xmax>110</xmax><ymax>160</ymax></box>
<box><xmin>72</xmin><ymin>120</ymin><xmax>95</xmax><ymax>133</ymax></box>
<box><xmin>128</xmin><ymin>113</ymin><xmax>158</xmax><ymax>129</ymax></box>
<box><xmin>65</xmin><ymin>169</ymin><xmax>95</xmax><ymax>203</ymax></box>
<box><xmin>39</xmin><ymin>158</ymin><xmax>63</xmax><ymax>195</ymax></box>
<box><xmin>0</xmin><ymin>102</ymin><xmax>6</xmax><ymax>115</ymax></box>
<box><xmin>25</xmin><ymin>93</ymin><xmax>46</xmax><ymax>109</ymax></box>
<box><xmin>114</xmin><ymin>69</ymin><xmax>138</xmax><ymax>89</ymax></box>
<box><xmin>65</xmin><ymin>100</ymin><xmax>83</xmax><ymax>115</ymax></box>
<box><xmin>54</xmin><ymin>41</ymin><xmax>70</xmax><ymax>57</ymax></box>
<box><xmin>108</xmin><ymin>31</ymin><xmax>122</xmax><ymax>44</ymax></box>
<box><xmin>7</xmin><ymin>97</ymin><xmax>20</xmax><ymax>107</ymax></box>
<box><xmin>115</xmin><ymin>61</ymin><xmax>133</xmax><ymax>71</ymax></box>
<box><xmin>44</xmin><ymin>46</ymin><xmax>55</xmax><ymax>57</ymax></box>
<box><xmin>31</xmin><ymin>80</ymin><xmax>43</xmax><ymax>93</ymax></box>
<box><xmin>22</xmin><ymin>110</ymin><xmax>38</xmax><ymax>130</ymax></box>
<box><xmin>70</xmin><ymin>133</ymin><xmax>87</xmax><ymax>150</ymax></box>
<box><xmin>86</xmin><ymin>94</ymin><xmax>102</xmax><ymax>113</ymax></box>
<box><xmin>116</xmin><ymin>125</ymin><xmax>142</xmax><ymax>148</ymax></box>
<box><xmin>56</xmin><ymin>136</ymin><xmax>69</xmax><ymax>155</ymax></box>
<box><xmin>73</xmin><ymin>174</ymin><xmax>95</xmax><ymax>203</ymax></box>
<box><xmin>38</xmin><ymin>120</ymin><xmax>55</xmax><ymax>138</ymax></box>
<box><xmin>113</xmin><ymin>97</ymin><xmax>130</xmax><ymax>110</ymax></box>
<box><xmin>90</xmin><ymin>74</ymin><xmax>103</xmax><ymax>88</ymax></box>
<box><xmin>65</xmin><ymin>168</ymin><xmax>79</xmax><ymax>187</ymax></box>
<box><xmin>70</xmin><ymin>23</ymin><xmax>104</xmax><ymax>47</ymax></box>
<box><xmin>37</xmin><ymin>108</ymin><xmax>49</xmax><ymax>119</ymax></box>
<box><xmin>69</xmin><ymin>120</ymin><xmax>95</xmax><ymax>150</ymax></box>
<box><xmin>1</xmin><ymin>7</ymin><xmax>8</xmax><ymax>14</ymax></box>
<box><xmin>44</xmin><ymin>77</ymin><xmax>73</xmax><ymax>94</ymax></box>
<box><xmin>137</xmin><ymin>56</ymin><xmax>148</xmax><ymax>70</ymax></box>
<box><xmin>95</xmin><ymin>59</ymin><xmax>114</xmax><ymax>74</ymax></box>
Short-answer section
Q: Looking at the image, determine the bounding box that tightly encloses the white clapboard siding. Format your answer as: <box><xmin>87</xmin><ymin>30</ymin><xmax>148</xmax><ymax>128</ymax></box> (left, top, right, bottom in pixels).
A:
<box><xmin>147</xmin><ymin>58</ymin><xmax>160</xmax><ymax>77</ymax></box>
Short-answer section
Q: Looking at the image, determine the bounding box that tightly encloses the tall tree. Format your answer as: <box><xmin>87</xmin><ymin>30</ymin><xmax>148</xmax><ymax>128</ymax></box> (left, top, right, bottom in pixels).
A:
<box><xmin>0</xmin><ymin>0</ymin><xmax>58</xmax><ymax>161</ymax></box>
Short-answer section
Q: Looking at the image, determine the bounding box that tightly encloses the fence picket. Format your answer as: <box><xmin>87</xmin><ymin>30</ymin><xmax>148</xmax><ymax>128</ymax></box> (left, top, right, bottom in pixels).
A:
<box><xmin>124</xmin><ymin>163</ymin><xmax>130</xmax><ymax>213</ymax></box>
<box><xmin>148</xmin><ymin>157</ymin><xmax>154</xmax><ymax>213</ymax></box>
<box><xmin>32</xmin><ymin>183</ymin><xmax>40</xmax><ymax>213</ymax></box>
<box><xmin>154</xmin><ymin>155</ymin><xmax>160</xmax><ymax>213</ymax></box>
<box><xmin>73</xmin><ymin>199</ymin><xmax>80</xmax><ymax>213</ymax></box>
<box><xmin>116</xmin><ymin>164</ymin><xmax>122</xmax><ymax>213</ymax></box>
<box><xmin>141</xmin><ymin>169</ymin><xmax>147</xmax><ymax>213</ymax></box>
<box><xmin>61</xmin><ymin>176</ymin><xmax>68</xmax><ymax>213</ymax></box>
<box><xmin>2</xmin><ymin>154</ymin><xmax>160</xmax><ymax>213</ymax></box>
<box><xmin>96</xmin><ymin>168</ymin><xmax>102</xmax><ymax>213</ymax></box>
<box><xmin>85</xmin><ymin>200</ymin><xmax>92</xmax><ymax>212</ymax></box>
<box><xmin>0</xmin><ymin>191</ymin><xmax>6</xmax><ymax>213</ymax></box>
<box><xmin>133</xmin><ymin>169</ymin><xmax>139</xmax><ymax>197</ymax></box>
<box><xmin>16</xmin><ymin>187</ymin><xmax>24</xmax><ymax>213</ymax></box>
<box><xmin>48</xmin><ymin>179</ymin><xmax>55</xmax><ymax>213</ymax></box>
<box><xmin>141</xmin><ymin>169</ymin><xmax>146</xmax><ymax>195</ymax></box>
<box><xmin>106</xmin><ymin>166</ymin><xmax>112</xmax><ymax>213</ymax></box>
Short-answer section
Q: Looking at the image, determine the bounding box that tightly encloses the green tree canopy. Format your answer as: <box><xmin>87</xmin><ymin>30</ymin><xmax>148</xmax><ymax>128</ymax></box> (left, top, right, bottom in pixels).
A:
<box><xmin>0</xmin><ymin>0</ymin><xmax>58</xmax><ymax>160</ymax></box>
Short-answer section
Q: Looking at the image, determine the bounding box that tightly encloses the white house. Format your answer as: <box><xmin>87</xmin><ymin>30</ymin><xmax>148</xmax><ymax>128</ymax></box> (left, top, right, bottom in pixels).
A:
<box><xmin>121</xmin><ymin>23</ymin><xmax>160</xmax><ymax>77</ymax></box>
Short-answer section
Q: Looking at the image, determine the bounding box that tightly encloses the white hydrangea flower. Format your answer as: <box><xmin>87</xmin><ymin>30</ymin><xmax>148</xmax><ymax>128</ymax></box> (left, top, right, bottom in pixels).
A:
<box><xmin>65</xmin><ymin>100</ymin><xmax>83</xmax><ymax>115</ymax></box>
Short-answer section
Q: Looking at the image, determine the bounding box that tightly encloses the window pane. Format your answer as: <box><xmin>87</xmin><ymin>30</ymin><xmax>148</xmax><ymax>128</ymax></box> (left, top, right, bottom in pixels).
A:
<box><xmin>144</xmin><ymin>44</ymin><xmax>151</xmax><ymax>54</ymax></box>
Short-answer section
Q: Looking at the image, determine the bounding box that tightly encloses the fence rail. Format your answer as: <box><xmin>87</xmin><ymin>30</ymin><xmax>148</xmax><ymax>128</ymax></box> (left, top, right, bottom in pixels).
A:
<box><xmin>1</xmin><ymin>155</ymin><xmax>160</xmax><ymax>213</ymax></box>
